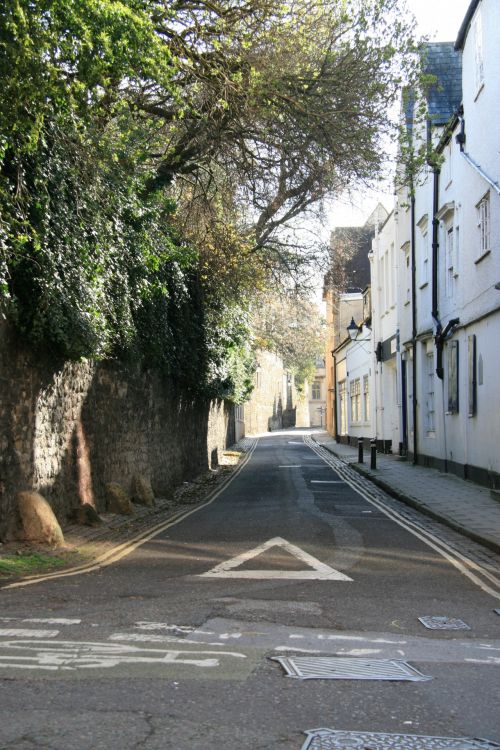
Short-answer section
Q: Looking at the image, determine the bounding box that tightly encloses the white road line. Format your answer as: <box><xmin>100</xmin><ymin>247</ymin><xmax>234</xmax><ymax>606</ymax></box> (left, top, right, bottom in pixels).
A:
<box><xmin>198</xmin><ymin>536</ymin><xmax>352</xmax><ymax>581</ymax></box>
<box><xmin>0</xmin><ymin>640</ymin><xmax>247</xmax><ymax>671</ymax></box>
<box><xmin>0</xmin><ymin>618</ymin><xmax>81</xmax><ymax>625</ymax></box>
<box><xmin>279</xmin><ymin>465</ymin><xmax>302</xmax><ymax>468</ymax></box>
<box><xmin>109</xmin><ymin>633</ymin><xmax>225</xmax><ymax>646</ymax></box>
<box><xmin>134</xmin><ymin>622</ymin><xmax>194</xmax><ymax>633</ymax></box>
<box><xmin>305</xmin><ymin>437</ymin><xmax>500</xmax><ymax>601</ymax></box>
<box><xmin>0</xmin><ymin>629</ymin><xmax>59</xmax><ymax>638</ymax></box>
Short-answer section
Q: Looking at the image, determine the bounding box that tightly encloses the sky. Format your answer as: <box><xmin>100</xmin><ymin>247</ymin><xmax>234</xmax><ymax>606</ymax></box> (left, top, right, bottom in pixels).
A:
<box><xmin>326</xmin><ymin>0</ymin><xmax>472</xmax><ymax>230</ymax></box>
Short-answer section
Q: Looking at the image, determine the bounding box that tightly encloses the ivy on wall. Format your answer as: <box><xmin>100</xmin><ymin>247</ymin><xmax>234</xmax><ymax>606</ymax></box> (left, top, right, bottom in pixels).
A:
<box><xmin>0</xmin><ymin>0</ymin><xmax>253</xmax><ymax>400</ymax></box>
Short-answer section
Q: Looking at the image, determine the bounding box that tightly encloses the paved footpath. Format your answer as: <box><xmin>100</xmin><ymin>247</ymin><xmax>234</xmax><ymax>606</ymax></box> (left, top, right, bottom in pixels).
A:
<box><xmin>312</xmin><ymin>432</ymin><xmax>500</xmax><ymax>554</ymax></box>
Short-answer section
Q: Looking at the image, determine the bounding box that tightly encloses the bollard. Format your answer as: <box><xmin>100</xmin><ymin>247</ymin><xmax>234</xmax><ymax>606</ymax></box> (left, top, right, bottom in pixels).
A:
<box><xmin>370</xmin><ymin>439</ymin><xmax>377</xmax><ymax>470</ymax></box>
<box><xmin>358</xmin><ymin>438</ymin><xmax>364</xmax><ymax>464</ymax></box>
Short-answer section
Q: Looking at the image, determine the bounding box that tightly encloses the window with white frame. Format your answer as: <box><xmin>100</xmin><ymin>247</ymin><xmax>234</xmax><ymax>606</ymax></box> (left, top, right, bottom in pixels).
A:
<box><xmin>444</xmin><ymin>143</ymin><xmax>453</xmax><ymax>187</ymax></box>
<box><xmin>446</xmin><ymin>226</ymin><xmax>455</xmax><ymax>299</ymax></box>
<box><xmin>425</xmin><ymin>350</ymin><xmax>436</xmax><ymax>434</ymax></box>
<box><xmin>350</xmin><ymin>378</ymin><xmax>361</xmax><ymax>423</ymax></box>
<box><xmin>421</xmin><ymin>231</ymin><xmax>429</xmax><ymax>286</ymax></box>
<box><xmin>401</xmin><ymin>241</ymin><xmax>411</xmax><ymax>304</ymax></box>
<box><xmin>363</xmin><ymin>375</ymin><xmax>370</xmax><ymax>422</ymax></box>
<box><xmin>417</xmin><ymin>215</ymin><xmax>429</xmax><ymax>288</ymax></box>
<box><xmin>474</xmin><ymin>11</ymin><xmax>484</xmax><ymax>94</ymax></box>
<box><xmin>389</xmin><ymin>242</ymin><xmax>395</xmax><ymax>307</ymax></box>
<box><xmin>380</xmin><ymin>253</ymin><xmax>387</xmax><ymax>313</ymax></box>
<box><xmin>477</xmin><ymin>192</ymin><xmax>490</xmax><ymax>258</ymax></box>
<box><xmin>311</xmin><ymin>381</ymin><xmax>321</xmax><ymax>400</ymax></box>
<box><xmin>447</xmin><ymin>340</ymin><xmax>459</xmax><ymax>414</ymax></box>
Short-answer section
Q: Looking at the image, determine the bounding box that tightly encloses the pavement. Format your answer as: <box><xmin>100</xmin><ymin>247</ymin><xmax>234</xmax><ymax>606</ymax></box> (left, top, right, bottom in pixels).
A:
<box><xmin>312</xmin><ymin>431</ymin><xmax>500</xmax><ymax>555</ymax></box>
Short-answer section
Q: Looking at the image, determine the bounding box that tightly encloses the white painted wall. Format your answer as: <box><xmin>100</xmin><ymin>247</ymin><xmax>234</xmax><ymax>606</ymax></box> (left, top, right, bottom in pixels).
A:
<box><xmin>436</xmin><ymin>0</ymin><xmax>500</xmax><ymax>476</ymax></box>
<box><xmin>371</xmin><ymin>211</ymin><xmax>401</xmax><ymax>449</ymax></box>
<box><xmin>395</xmin><ymin>0</ymin><xmax>500</xmax><ymax>477</ymax></box>
<box><xmin>344</xmin><ymin>324</ymin><xmax>373</xmax><ymax>440</ymax></box>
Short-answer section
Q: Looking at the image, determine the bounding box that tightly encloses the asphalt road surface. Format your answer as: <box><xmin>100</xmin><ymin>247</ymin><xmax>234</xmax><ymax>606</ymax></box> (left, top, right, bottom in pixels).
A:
<box><xmin>1</xmin><ymin>429</ymin><xmax>499</xmax><ymax>750</ymax></box>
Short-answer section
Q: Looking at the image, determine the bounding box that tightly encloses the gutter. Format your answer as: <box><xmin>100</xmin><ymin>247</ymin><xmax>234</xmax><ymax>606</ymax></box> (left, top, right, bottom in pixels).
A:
<box><xmin>455</xmin><ymin>0</ymin><xmax>481</xmax><ymax>51</ymax></box>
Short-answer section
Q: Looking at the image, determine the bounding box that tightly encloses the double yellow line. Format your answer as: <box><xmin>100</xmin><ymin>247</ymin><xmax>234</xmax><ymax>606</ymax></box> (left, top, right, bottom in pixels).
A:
<box><xmin>2</xmin><ymin>440</ymin><xmax>258</xmax><ymax>591</ymax></box>
<box><xmin>306</xmin><ymin>436</ymin><xmax>500</xmax><ymax>602</ymax></box>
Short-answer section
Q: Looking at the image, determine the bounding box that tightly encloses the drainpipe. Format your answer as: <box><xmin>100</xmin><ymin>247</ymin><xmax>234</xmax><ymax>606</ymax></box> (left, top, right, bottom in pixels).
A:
<box><xmin>430</xmin><ymin>165</ymin><xmax>445</xmax><ymax>379</ymax></box>
<box><xmin>410</xmin><ymin>193</ymin><xmax>418</xmax><ymax>464</ymax></box>
<box><xmin>429</xmin><ymin>163</ymin><xmax>460</xmax><ymax>379</ymax></box>
<box><xmin>431</xmin><ymin>167</ymin><xmax>440</xmax><ymax>328</ymax></box>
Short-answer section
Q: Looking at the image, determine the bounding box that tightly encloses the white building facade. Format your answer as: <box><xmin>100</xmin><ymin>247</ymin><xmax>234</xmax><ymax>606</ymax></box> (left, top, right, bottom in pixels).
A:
<box><xmin>333</xmin><ymin>290</ymin><xmax>374</xmax><ymax>447</ymax></box>
<box><xmin>369</xmin><ymin>0</ymin><xmax>500</xmax><ymax>487</ymax></box>
<box><xmin>371</xmin><ymin>211</ymin><xmax>402</xmax><ymax>453</ymax></box>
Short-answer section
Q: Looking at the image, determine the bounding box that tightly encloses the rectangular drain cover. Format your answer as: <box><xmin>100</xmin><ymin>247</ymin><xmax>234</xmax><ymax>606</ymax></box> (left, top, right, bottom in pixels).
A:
<box><xmin>271</xmin><ymin>656</ymin><xmax>431</xmax><ymax>681</ymax></box>
<box><xmin>302</xmin><ymin>729</ymin><xmax>500</xmax><ymax>750</ymax></box>
<box><xmin>418</xmin><ymin>616</ymin><xmax>470</xmax><ymax>630</ymax></box>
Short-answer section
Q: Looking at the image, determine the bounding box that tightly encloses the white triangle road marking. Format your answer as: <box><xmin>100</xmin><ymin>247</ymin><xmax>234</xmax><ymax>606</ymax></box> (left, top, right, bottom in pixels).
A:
<box><xmin>197</xmin><ymin>537</ymin><xmax>353</xmax><ymax>581</ymax></box>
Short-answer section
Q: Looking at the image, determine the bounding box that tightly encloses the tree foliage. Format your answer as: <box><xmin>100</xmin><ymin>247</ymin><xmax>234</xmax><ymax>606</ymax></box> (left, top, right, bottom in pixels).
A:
<box><xmin>252</xmin><ymin>293</ymin><xmax>325</xmax><ymax>389</ymax></box>
<box><xmin>0</xmin><ymin>0</ymin><xmax>416</xmax><ymax>398</ymax></box>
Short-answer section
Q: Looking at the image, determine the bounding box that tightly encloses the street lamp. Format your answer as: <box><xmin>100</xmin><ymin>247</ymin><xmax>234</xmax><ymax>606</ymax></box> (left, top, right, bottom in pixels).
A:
<box><xmin>347</xmin><ymin>317</ymin><xmax>360</xmax><ymax>341</ymax></box>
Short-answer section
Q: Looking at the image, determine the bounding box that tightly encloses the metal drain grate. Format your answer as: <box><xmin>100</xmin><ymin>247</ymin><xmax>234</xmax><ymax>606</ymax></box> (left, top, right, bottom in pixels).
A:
<box><xmin>271</xmin><ymin>656</ymin><xmax>431</xmax><ymax>681</ymax></box>
<box><xmin>418</xmin><ymin>616</ymin><xmax>470</xmax><ymax>630</ymax></box>
<box><xmin>301</xmin><ymin>729</ymin><xmax>500</xmax><ymax>750</ymax></box>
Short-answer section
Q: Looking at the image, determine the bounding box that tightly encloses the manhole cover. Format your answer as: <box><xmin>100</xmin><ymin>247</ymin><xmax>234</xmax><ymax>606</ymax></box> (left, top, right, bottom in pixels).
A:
<box><xmin>302</xmin><ymin>729</ymin><xmax>500</xmax><ymax>750</ymax></box>
<box><xmin>418</xmin><ymin>616</ymin><xmax>470</xmax><ymax>630</ymax></box>
<box><xmin>271</xmin><ymin>656</ymin><xmax>431</xmax><ymax>681</ymax></box>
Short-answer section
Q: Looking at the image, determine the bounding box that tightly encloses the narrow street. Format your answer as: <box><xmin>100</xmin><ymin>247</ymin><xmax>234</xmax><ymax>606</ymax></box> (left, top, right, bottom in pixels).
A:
<box><xmin>1</xmin><ymin>430</ymin><xmax>499</xmax><ymax>750</ymax></box>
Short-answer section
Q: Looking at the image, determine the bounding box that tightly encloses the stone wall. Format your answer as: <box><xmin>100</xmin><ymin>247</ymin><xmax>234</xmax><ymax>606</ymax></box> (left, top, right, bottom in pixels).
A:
<box><xmin>244</xmin><ymin>349</ymin><xmax>309</xmax><ymax>434</ymax></box>
<box><xmin>0</xmin><ymin>323</ymin><xmax>234</xmax><ymax>540</ymax></box>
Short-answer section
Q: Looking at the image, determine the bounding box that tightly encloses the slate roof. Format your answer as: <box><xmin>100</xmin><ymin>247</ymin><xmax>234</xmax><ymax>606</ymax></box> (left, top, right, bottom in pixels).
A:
<box><xmin>423</xmin><ymin>43</ymin><xmax>463</xmax><ymax>125</ymax></box>
<box><xmin>328</xmin><ymin>226</ymin><xmax>373</xmax><ymax>291</ymax></box>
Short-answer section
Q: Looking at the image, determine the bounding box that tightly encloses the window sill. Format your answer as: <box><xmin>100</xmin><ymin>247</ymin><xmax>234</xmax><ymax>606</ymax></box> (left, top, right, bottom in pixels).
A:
<box><xmin>425</xmin><ymin>431</ymin><xmax>436</xmax><ymax>438</ymax></box>
<box><xmin>474</xmin><ymin>249</ymin><xmax>491</xmax><ymax>265</ymax></box>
